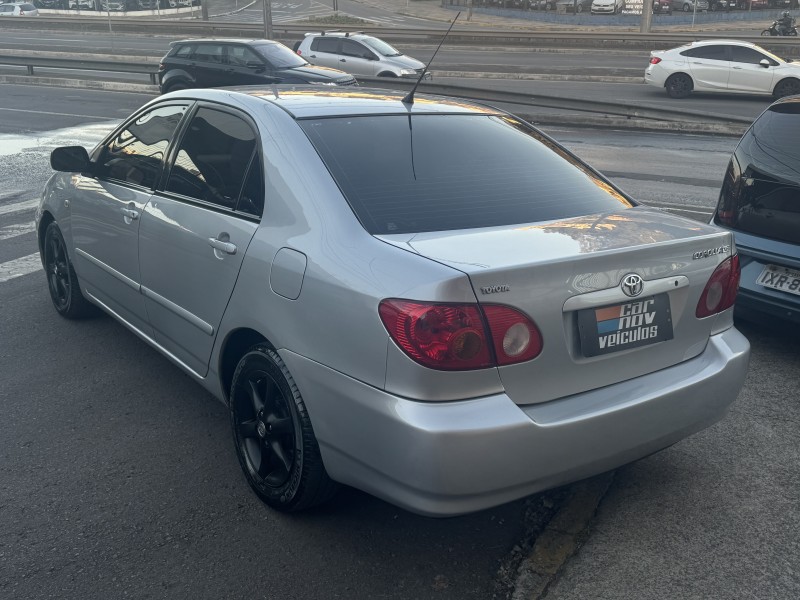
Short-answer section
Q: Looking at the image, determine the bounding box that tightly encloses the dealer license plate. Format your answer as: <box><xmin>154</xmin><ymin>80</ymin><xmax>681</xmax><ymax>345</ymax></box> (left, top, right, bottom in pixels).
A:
<box><xmin>578</xmin><ymin>294</ymin><xmax>673</xmax><ymax>358</ymax></box>
<box><xmin>756</xmin><ymin>264</ymin><xmax>800</xmax><ymax>297</ymax></box>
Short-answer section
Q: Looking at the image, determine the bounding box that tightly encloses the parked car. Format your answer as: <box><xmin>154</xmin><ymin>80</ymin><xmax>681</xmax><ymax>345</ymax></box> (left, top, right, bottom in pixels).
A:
<box><xmin>68</xmin><ymin>0</ymin><xmax>95</xmax><ymax>9</ymax></box>
<box><xmin>591</xmin><ymin>0</ymin><xmax>625</xmax><ymax>13</ymax></box>
<box><xmin>712</xmin><ymin>95</ymin><xmax>800</xmax><ymax>325</ymax></box>
<box><xmin>0</xmin><ymin>2</ymin><xmax>39</xmax><ymax>14</ymax></box>
<box><xmin>645</xmin><ymin>40</ymin><xmax>800</xmax><ymax>99</ymax></box>
<box><xmin>653</xmin><ymin>0</ymin><xmax>673</xmax><ymax>12</ymax></box>
<box><xmin>670</xmin><ymin>0</ymin><xmax>708</xmax><ymax>10</ymax></box>
<box><xmin>557</xmin><ymin>0</ymin><xmax>593</xmax><ymax>11</ymax></box>
<box><xmin>158</xmin><ymin>38</ymin><xmax>357</xmax><ymax>94</ymax></box>
<box><xmin>732</xmin><ymin>0</ymin><xmax>767</xmax><ymax>7</ymax></box>
<box><xmin>295</xmin><ymin>32</ymin><xmax>426</xmax><ymax>79</ymax></box>
<box><xmin>531</xmin><ymin>0</ymin><xmax>556</xmax><ymax>8</ymax></box>
<box><xmin>708</xmin><ymin>0</ymin><xmax>730</xmax><ymax>9</ymax></box>
<box><xmin>37</xmin><ymin>85</ymin><xmax>750</xmax><ymax>516</ymax></box>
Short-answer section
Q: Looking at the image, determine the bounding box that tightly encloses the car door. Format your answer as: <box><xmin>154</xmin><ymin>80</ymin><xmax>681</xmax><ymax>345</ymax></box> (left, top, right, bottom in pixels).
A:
<box><xmin>683</xmin><ymin>44</ymin><xmax>731</xmax><ymax>91</ymax></box>
<box><xmin>727</xmin><ymin>45</ymin><xmax>777</xmax><ymax>94</ymax></box>
<box><xmin>138</xmin><ymin>104</ymin><xmax>262</xmax><ymax>377</ymax></box>
<box><xmin>338</xmin><ymin>39</ymin><xmax>380</xmax><ymax>76</ymax></box>
<box><xmin>305</xmin><ymin>37</ymin><xmax>341</xmax><ymax>69</ymax></box>
<box><xmin>70</xmin><ymin>103</ymin><xmax>191</xmax><ymax>335</ymax></box>
<box><xmin>224</xmin><ymin>44</ymin><xmax>276</xmax><ymax>85</ymax></box>
<box><xmin>190</xmin><ymin>43</ymin><xmax>230</xmax><ymax>88</ymax></box>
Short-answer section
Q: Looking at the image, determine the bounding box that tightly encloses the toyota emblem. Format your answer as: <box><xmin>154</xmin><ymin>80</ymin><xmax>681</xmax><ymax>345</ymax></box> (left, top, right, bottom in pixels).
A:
<box><xmin>621</xmin><ymin>273</ymin><xmax>644</xmax><ymax>297</ymax></box>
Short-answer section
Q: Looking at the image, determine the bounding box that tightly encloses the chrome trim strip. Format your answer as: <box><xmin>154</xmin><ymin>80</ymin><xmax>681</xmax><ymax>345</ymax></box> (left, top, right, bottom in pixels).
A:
<box><xmin>83</xmin><ymin>289</ymin><xmax>205</xmax><ymax>381</ymax></box>
<box><xmin>140</xmin><ymin>285</ymin><xmax>215</xmax><ymax>336</ymax></box>
<box><xmin>75</xmin><ymin>248</ymin><xmax>139</xmax><ymax>291</ymax></box>
<box><xmin>563</xmin><ymin>276</ymin><xmax>690</xmax><ymax>312</ymax></box>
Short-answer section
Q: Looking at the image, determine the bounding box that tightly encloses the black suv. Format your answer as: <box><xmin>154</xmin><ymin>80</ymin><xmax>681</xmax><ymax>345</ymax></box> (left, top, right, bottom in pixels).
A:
<box><xmin>158</xmin><ymin>39</ymin><xmax>358</xmax><ymax>94</ymax></box>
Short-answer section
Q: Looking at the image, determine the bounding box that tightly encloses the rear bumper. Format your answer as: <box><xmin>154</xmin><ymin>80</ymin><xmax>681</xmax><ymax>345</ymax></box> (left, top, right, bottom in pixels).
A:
<box><xmin>282</xmin><ymin>327</ymin><xmax>749</xmax><ymax>517</ymax></box>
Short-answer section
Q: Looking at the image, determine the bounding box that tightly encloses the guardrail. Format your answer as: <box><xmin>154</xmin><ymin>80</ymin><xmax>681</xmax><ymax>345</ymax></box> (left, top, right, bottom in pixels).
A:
<box><xmin>0</xmin><ymin>50</ymin><xmax>160</xmax><ymax>83</ymax></box>
<box><xmin>1</xmin><ymin>16</ymin><xmax>799</xmax><ymax>55</ymax></box>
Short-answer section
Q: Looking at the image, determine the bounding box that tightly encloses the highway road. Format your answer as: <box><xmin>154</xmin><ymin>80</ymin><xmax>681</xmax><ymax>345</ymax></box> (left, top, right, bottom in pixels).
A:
<box><xmin>1</xmin><ymin>82</ymin><xmax>798</xmax><ymax>600</ymax></box>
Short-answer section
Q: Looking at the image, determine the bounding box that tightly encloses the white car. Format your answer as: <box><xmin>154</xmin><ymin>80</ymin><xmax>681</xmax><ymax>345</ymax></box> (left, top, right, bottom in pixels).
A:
<box><xmin>645</xmin><ymin>40</ymin><xmax>800</xmax><ymax>99</ymax></box>
<box><xmin>591</xmin><ymin>0</ymin><xmax>624</xmax><ymax>13</ymax></box>
<box><xmin>0</xmin><ymin>2</ymin><xmax>38</xmax><ymax>15</ymax></box>
<box><xmin>295</xmin><ymin>32</ymin><xmax>426</xmax><ymax>79</ymax></box>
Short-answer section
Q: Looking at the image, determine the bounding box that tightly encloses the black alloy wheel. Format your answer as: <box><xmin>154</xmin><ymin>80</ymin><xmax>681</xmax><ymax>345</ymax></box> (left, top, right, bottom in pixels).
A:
<box><xmin>43</xmin><ymin>222</ymin><xmax>95</xmax><ymax>319</ymax></box>
<box><xmin>230</xmin><ymin>345</ymin><xmax>337</xmax><ymax>511</ymax></box>
<box><xmin>665</xmin><ymin>73</ymin><xmax>693</xmax><ymax>99</ymax></box>
<box><xmin>774</xmin><ymin>78</ymin><xmax>800</xmax><ymax>98</ymax></box>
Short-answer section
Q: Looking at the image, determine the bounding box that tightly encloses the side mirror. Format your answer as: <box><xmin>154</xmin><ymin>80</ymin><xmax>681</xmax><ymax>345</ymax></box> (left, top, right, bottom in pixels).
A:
<box><xmin>760</xmin><ymin>59</ymin><xmax>771</xmax><ymax>68</ymax></box>
<box><xmin>51</xmin><ymin>146</ymin><xmax>91</xmax><ymax>173</ymax></box>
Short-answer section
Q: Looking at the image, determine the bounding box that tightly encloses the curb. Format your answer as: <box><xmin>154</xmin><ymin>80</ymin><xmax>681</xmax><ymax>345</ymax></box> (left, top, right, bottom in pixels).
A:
<box><xmin>511</xmin><ymin>473</ymin><xmax>614</xmax><ymax>600</ymax></box>
<box><xmin>435</xmin><ymin>70</ymin><xmax>642</xmax><ymax>82</ymax></box>
<box><xmin>0</xmin><ymin>75</ymin><xmax>158</xmax><ymax>93</ymax></box>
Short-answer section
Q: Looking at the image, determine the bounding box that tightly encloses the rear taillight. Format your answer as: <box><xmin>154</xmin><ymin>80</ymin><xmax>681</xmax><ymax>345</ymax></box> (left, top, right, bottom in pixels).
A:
<box><xmin>297</xmin><ymin>50</ymin><xmax>302</xmax><ymax>56</ymax></box>
<box><xmin>649</xmin><ymin>57</ymin><xmax>662</xmax><ymax>65</ymax></box>
<box><xmin>378</xmin><ymin>299</ymin><xmax>542</xmax><ymax>371</ymax></box>
<box><xmin>695</xmin><ymin>255</ymin><xmax>740</xmax><ymax>319</ymax></box>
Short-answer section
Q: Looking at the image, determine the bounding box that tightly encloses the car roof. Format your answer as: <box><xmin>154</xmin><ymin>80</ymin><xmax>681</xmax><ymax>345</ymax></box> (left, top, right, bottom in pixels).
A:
<box><xmin>685</xmin><ymin>39</ymin><xmax>762</xmax><ymax>49</ymax></box>
<box><xmin>165</xmin><ymin>86</ymin><xmax>502</xmax><ymax>120</ymax></box>
<box><xmin>169</xmin><ymin>38</ymin><xmax>281</xmax><ymax>47</ymax></box>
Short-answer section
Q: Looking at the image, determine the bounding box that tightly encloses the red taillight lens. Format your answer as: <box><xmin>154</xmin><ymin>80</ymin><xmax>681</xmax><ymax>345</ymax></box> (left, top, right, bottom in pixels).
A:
<box><xmin>379</xmin><ymin>299</ymin><xmax>542</xmax><ymax>371</ymax></box>
<box><xmin>649</xmin><ymin>57</ymin><xmax>662</xmax><ymax>65</ymax></box>
<box><xmin>695</xmin><ymin>255</ymin><xmax>740</xmax><ymax>319</ymax></box>
<box><xmin>482</xmin><ymin>304</ymin><xmax>543</xmax><ymax>366</ymax></box>
<box><xmin>297</xmin><ymin>50</ymin><xmax>302</xmax><ymax>55</ymax></box>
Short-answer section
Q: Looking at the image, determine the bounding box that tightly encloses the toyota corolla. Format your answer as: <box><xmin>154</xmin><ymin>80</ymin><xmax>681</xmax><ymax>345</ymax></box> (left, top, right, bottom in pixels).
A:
<box><xmin>36</xmin><ymin>86</ymin><xmax>750</xmax><ymax>517</ymax></box>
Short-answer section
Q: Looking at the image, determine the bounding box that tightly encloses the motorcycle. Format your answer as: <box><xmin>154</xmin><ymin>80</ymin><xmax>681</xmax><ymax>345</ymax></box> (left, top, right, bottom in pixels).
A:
<box><xmin>761</xmin><ymin>20</ymin><xmax>799</xmax><ymax>36</ymax></box>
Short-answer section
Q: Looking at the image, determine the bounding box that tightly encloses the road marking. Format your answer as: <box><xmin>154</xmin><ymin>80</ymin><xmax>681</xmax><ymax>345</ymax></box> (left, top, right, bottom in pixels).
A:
<box><xmin>0</xmin><ymin>222</ymin><xmax>36</xmax><ymax>242</ymax></box>
<box><xmin>0</xmin><ymin>107</ymin><xmax>116</xmax><ymax>120</ymax></box>
<box><xmin>0</xmin><ymin>253</ymin><xmax>42</xmax><ymax>283</ymax></box>
<box><xmin>0</xmin><ymin>199</ymin><xmax>38</xmax><ymax>217</ymax></box>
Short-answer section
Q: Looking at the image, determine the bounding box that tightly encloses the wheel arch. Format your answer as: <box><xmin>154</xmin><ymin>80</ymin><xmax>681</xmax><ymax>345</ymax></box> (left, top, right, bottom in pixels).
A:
<box><xmin>377</xmin><ymin>71</ymin><xmax>398</xmax><ymax>77</ymax></box>
<box><xmin>773</xmin><ymin>76</ymin><xmax>800</xmax><ymax>98</ymax></box>
<box><xmin>219</xmin><ymin>327</ymin><xmax>276</xmax><ymax>405</ymax></box>
<box><xmin>37</xmin><ymin>210</ymin><xmax>55</xmax><ymax>257</ymax></box>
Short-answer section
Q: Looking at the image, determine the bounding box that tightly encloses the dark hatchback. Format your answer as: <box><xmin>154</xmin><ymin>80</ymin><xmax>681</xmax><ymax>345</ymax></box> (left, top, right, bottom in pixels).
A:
<box><xmin>712</xmin><ymin>95</ymin><xmax>800</xmax><ymax>325</ymax></box>
<box><xmin>158</xmin><ymin>38</ymin><xmax>358</xmax><ymax>94</ymax></box>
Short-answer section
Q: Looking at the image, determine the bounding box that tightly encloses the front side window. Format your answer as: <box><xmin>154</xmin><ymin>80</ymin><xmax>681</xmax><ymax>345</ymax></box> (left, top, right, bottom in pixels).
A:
<box><xmin>729</xmin><ymin>46</ymin><xmax>776</xmax><ymax>66</ymax></box>
<box><xmin>226</xmin><ymin>45</ymin><xmax>262</xmax><ymax>67</ymax></box>
<box><xmin>165</xmin><ymin>107</ymin><xmax>258</xmax><ymax>211</ymax></box>
<box><xmin>300</xmin><ymin>114</ymin><xmax>633</xmax><ymax>235</ymax></box>
<box><xmin>341</xmin><ymin>39</ymin><xmax>375</xmax><ymax>60</ymax></box>
<box><xmin>96</xmin><ymin>104</ymin><xmax>188</xmax><ymax>188</ymax></box>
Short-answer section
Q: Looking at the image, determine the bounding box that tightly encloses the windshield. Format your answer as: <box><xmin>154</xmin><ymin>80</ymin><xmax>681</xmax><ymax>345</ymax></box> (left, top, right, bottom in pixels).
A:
<box><xmin>253</xmin><ymin>42</ymin><xmax>308</xmax><ymax>69</ymax></box>
<box><xmin>300</xmin><ymin>114</ymin><xmax>633</xmax><ymax>235</ymax></box>
<box><xmin>360</xmin><ymin>36</ymin><xmax>402</xmax><ymax>57</ymax></box>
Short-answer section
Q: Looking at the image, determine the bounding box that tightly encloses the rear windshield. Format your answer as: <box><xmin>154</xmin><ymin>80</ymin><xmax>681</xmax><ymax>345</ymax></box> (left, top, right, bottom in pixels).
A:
<box><xmin>299</xmin><ymin>114</ymin><xmax>634</xmax><ymax>235</ymax></box>
<box><xmin>731</xmin><ymin>102</ymin><xmax>800</xmax><ymax>244</ymax></box>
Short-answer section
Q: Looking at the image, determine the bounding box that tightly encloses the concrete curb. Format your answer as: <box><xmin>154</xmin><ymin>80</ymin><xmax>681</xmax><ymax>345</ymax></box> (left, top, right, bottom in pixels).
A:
<box><xmin>0</xmin><ymin>75</ymin><xmax>158</xmax><ymax>93</ymax></box>
<box><xmin>511</xmin><ymin>473</ymin><xmax>614</xmax><ymax>600</ymax></box>
<box><xmin>435</xmin><ymin>70</ymin><xmax>642</xmax><ymax>82</ymax></box>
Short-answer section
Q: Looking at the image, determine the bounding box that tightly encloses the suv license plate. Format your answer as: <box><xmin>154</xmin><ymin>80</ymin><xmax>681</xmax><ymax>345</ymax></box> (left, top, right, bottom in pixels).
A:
<box><xmin>578</xmin><ymin>294</ymin><xmax>673</xmax><ymax>358</ymax></box>
<box><xmin>756</xmin><ymin>264</ymin><xmax>800</xmax><ymax>297</ymax></box>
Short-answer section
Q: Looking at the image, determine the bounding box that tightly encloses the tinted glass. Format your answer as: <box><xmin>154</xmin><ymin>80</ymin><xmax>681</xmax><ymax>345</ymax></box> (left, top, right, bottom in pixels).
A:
<box><xmin>682</xmin><ymin>45</ymin><xmax>728</xmax><ymax>60</ymax></box>
<box><xmin>236</xmin><ymin>157</ymin><xmax>264</xmax><ymax>218</ymax></box>
<box><xmin>360</xmin><ymin>36</ymin><xmax>401</xmax><ymax>57</ymax></box>
<box><xmin>174</xmin><ymin>44</ymin><xmax>194</xmax><ymax>58</ymax></box>
<box><xmin>252</xmin><ymin>42</ymin><xmax>307</xmax><ymax>68</ymax></box>
<box><xmin>227</xmin><ymin>45</ymin><xmax>261</xmax><ymax>67</ymax></box>
<box><xmin>725</xmin><ymin>102</ymin><xmax>800</xmax><ymax>244</ymax></box>
<box><xmin>341</xmin><ymin>39</ymin><xmax>373</xmax><ymax>59</ymax></box>
<box><xmin>193</xmin><ymin>44</ymin><xmax>224</xmax><ymax>64</ymax></box>
<box><xmin>96</xmin><ymin>104</ymin><xmax>187</xmax><ymax>189</ymax></box>
<box><xmin>729</xmin><ymin>46</ymin><xmax>774</xmax><ymax>66</ymax></box>
<box><xmin>166</xmin><ymin>107</ymin><xmax>257</xmax><ymax>210</ymax></box>
<box><xmin>300</xmin><ymin>115</ymin><xmax>634</xmax><ymax>235</ymax></box>
<box><xmin>312</xmin><ymin>38</ymin><xmax>339</xmax><ymax>53</ymax></box>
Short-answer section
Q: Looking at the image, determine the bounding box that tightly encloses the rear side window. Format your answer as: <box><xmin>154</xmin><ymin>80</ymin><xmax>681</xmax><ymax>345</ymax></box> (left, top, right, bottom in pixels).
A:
<box><xmin>174</xmin><ymin>44</ymin><xmax>195</xmax><ymax>58</ymax></box>
<box><xmin>193</xmin><ymin>44</ymin><xmax>225</xmax><ymax>64</ymax></box>
<box><xmin>311</xmin><ymin>37</ymin><xmax>340</xmax><ymax>54</ymax></box>
<box><xmin>299</xmin><ymin>115</ymin><xmax>634</xmax><ymax>235</ymax></box>
<box><xmin>681</xmin><ymin>45</ymin><xmax>729</xmax><ymax>60</ymax></box>
<box><xmin>166</xmin><ymin>107</ymin><xmax>258</xmax><ymax>211</ymax></box>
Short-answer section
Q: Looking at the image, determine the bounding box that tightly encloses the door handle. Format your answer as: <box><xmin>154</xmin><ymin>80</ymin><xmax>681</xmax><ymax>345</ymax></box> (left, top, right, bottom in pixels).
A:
<box><xmin>732</xmin><ymin>66</ymin><xmax>743</xmax><ymax>70</ymax></box>
<box><xmin>121</xmin><ymin>207</ymin><xmax>139</xmax><ymax>220</ymax></box>
<box><xmin>208</xmin><ymin>237</ymin><xmax>237</xmax><ymax>255</ymax></box>
<box><xmin>310</xmin><ymin>54</ymin><xmax>316</xmax><ymax>58</ymax></box>
<box><xmin>340</xmin><ymin>58</ymin><xmax>346</xmax><ymax>62</ymax></box>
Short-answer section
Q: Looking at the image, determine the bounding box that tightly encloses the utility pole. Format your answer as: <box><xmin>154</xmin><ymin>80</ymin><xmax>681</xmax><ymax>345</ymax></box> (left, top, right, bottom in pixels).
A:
<box><xmin>640</xmin><ymin>0</ymin><xmax>652</xmax><ymax>32</ymax></box>
<box><xmin>201</xmin><ymin>0</ymin><xmax>208</xmax><ymax>20</ymax></box>
<box><xmin>263</xmin><ymin>0</ymin><xmax>273</xmax><ymax>39</ymax></box>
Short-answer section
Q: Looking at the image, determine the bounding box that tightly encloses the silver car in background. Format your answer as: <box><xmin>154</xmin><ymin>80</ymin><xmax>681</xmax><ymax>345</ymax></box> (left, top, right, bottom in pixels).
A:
<box><xmin>37</xmin><ymin>87</ymin><xmax>750</xmax><ymax>517</ymax></box>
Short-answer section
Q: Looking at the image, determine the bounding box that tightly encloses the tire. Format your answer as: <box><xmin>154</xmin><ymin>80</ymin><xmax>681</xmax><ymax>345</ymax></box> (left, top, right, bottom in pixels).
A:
<box><xmin>163</xmin><ymin>81</ymin><xmax>188</xmax><ymax>94</ymax></box>
<box><xmin>790</xmin><ymin>29</ymin><xmax>798</xmax><ymax>36</ymax></box>
<box><xmin>773</xmin><ymin>77</ymin><xmax>800</xmax><ymax>99</ymax></box>
<box><xmin>761</xmin><ymin>29</ymin><xmax>773</xmax><ymax>36</ymax></box>
<box><xmin>43</xmin><ymin>222</ymin><xmax>96</xmax><ymax>319</ymax></box>
<box><xmin>683</xmin><ymin>2</ymin><xmax>690</xmax><ymax>10</ymax></box>
<box><xmin>229</xmin><ymin>345</ymin><xmax>338</xmax><ymax>512</ymax></box>
<box><xmin>576</xmin><ymin>2</ymin><xmax>583</xmax><ymax>11</ymax></box>
<box><xmin>665</xmin><ymin>73</ymin><xmax>693</xmax><ymax>99</ymax></box>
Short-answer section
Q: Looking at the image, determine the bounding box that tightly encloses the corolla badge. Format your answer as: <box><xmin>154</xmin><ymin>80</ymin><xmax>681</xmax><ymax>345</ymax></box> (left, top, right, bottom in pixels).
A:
<box><xmin>692</xmin><ymin>245</ymin><xmax>730</xmax><ymax>260</ymax></box>
<box><xmin>621</xmin><ymin>273</ymin><xmax>644</xmax><ymax>298</ymax></box>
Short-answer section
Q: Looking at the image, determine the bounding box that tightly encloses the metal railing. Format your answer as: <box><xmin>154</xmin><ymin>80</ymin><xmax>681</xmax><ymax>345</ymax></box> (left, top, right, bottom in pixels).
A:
<box><xmin>0</xmin><ymin>50</ymin><xmax>160</xmax><ymax>83</ymax></box>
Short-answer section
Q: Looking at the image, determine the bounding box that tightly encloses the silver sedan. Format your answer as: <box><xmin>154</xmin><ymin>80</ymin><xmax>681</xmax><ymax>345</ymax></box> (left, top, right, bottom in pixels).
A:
<box><xmin>36</xmin><ymin>86</ymin><xmax>750</xmax><ymax>517</ymax></box>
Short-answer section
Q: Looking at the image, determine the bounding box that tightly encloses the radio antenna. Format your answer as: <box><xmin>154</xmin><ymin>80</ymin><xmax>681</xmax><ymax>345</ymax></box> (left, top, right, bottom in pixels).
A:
<box><xmin>402</xmin><ymin>12</ymin><xmax>460</xmax><ymax>106</ymax></box>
